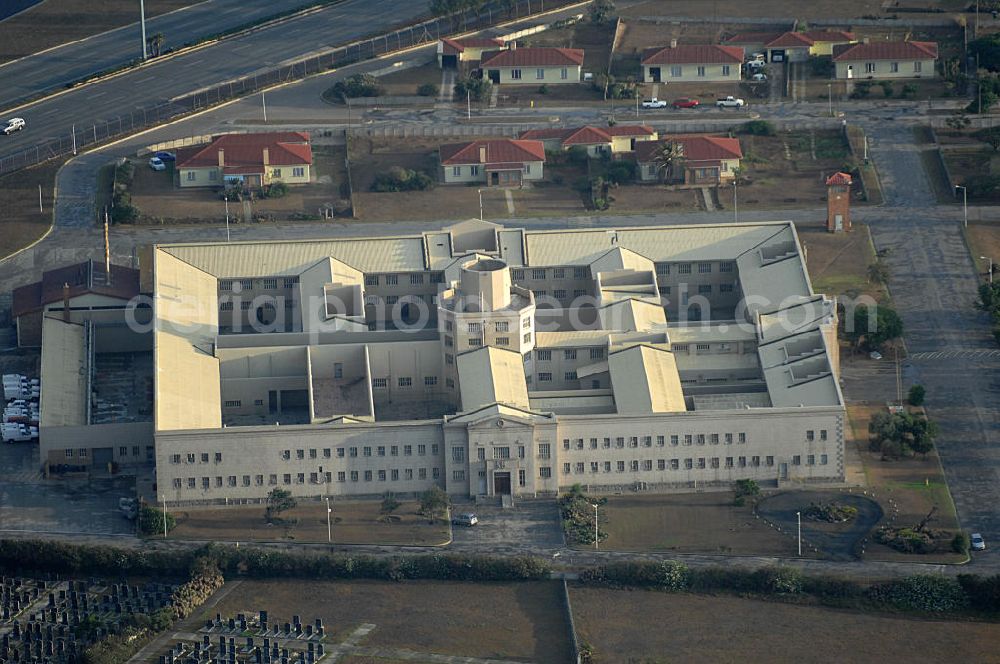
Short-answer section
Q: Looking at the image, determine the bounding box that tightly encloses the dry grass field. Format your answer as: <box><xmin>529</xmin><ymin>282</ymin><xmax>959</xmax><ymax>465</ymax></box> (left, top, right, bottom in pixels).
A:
<box><xmin>166</xmin><ymin>499</ymin><xmax>449</xmax><ymax>545</ymax></box>
<box><xmin>619</xmin><ymin>0</ymin><xmax>919</xmax><ymax>20</ymax></box>
<box><xmin>0</xmin><ymin>0</ymin><xmax>196</xmax><ymax>64</ymax></box>
<box><xmin>188</xmin><ymin>579</ymin><xmax>574</xmax><ymax>663</ymax></box>
<box><xmin>0</xmin><ymin>159</ymin><xmax>61</xmax><ymax>259</ymax></box>
<box><xmin>570</xmin><ymin>587</ymin><xmax>1000</xmax><ymax>664</ymax></box>
<box><xmin>800</xmin><ymin>222</ymin><xmax>885</xmax><ymax>301</ymax></box>
<box><xmin>965</xmin><ymin>221</ymin><xmax>1000</xmax><ymax>281</ymax></box>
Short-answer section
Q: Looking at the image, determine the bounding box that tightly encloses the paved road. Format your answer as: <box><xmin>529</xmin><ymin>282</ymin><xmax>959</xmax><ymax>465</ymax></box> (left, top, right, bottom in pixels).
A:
<box><xmin>0</xmin><ymin>0</ymin><xmax>329</xmax><ymax>110</ymax></box>
<box><xmin>0</xmin><ymin>0</ymin><xmax>431</xmax><ymax>164</ymax></box>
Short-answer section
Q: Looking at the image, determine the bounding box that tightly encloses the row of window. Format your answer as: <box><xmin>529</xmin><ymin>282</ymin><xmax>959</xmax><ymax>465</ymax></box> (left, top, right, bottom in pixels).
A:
<box><xmin>170</xmin><ymin>452</ymin><xmax>224</xmax><ymax>464</ymax></box>
<box><xmin>560</xmin><ymin>453</ymin><xmax>829</xmax><ymax>474</ymax></box>
<box><xmin>506</xmin><ymin>67</ymin><xmax>571</xmax><ymax>81</ymax></box>
<box><xmin>451</xmin><ymin>163</ymin><xmax>534</xmax><ymax>177</ymax></box>
<box><xmin>561</xmin><ymin>433</ymin><xmax>749</xmax><ymax>450</ymax></box>
<box><xmin>171</xmin><ymin>467</ymin><xmax>440</xmax><ymax>490</ymax></box>
<box><xmin>186</xmin><ymin>166</ymin><xmax>306</xmax><ymax>183</ymax></box>
<box><xmin>511</xmin><ymin>267</ymin><xmax>588</xmax><ymax>281</ymax></box>
<box><xmin>219</xmin><ymin>277</ymin><xmax>299</xmax><ymax>291</ymax></box>
<box><xmin>363</xmin><ymin>273</ymin><xmax>445</xmax><ymax>287</ymax></box>
<box><xmin>278</xmin><ymin>444</ymin><xmax>441</xmax><ymax>461</ymax></box>
<box><xmin>858</xmin><ymin>61</ymin><xmax>922</xmax><ymax>74</ymax></box>
<box><xmin>370</xmin><ymin>376</ymin><xmax>438</xmax><ymax>389</ymax></box>
<box><xmin>65</xmin><ymin>446</ymin><xmax>143</xmax><ymax>459</ymax></box>
<box><xmin>663</xmin><ymin>64</ymin><xmax>732</xmax><ymax>78</ymax></box>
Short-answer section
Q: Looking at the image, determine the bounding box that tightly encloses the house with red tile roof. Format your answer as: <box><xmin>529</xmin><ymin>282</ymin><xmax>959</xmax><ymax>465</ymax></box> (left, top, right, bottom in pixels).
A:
<box><xmin>437</xmin><ymin>37</ymin><xmax>507</xmax><ymax>68</ymax></box>
<box><xmin>175</xmin><ymin>132</ymin><xmax>313</xmax><ymax>188</ymax></box>
<box><xmin>640</xmin><ymin>44</ymin><xmax>743</xmax><ymax>83</ymax></box>
<box><xmin>635</xmin><ymin>136</ymin><xmax>743</xmax><ymax>185</ymax></box>
<box><xmin>724</xmin><ymin>30</ymin><xmax>856</xmax><ymax>62</ymax></box>
<box><xmin>832</xmin><ymin>40</ymin><xmax>938</xmax><ymax>79</ymax></box>
<box><xmin>519</xmin><ymin>125</ymin><xmax>658</xmax><ymax>156</ymax></box>
<box><xmin>439</xmin><ymin>139</ymin><xmax>546</xmax><ymax>186</ymax></box>
<box><xmin>480</xmin><ymin>46</ymin><xmax>584</xmax><ymax>85</ymax></box>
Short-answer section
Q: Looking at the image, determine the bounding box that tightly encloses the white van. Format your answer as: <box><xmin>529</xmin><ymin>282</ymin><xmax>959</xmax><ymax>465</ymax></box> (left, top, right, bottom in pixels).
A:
<box><xmin>3</xmin><ymin>118</ymin><xmax>25</xmax><ymax>135</ymax></box>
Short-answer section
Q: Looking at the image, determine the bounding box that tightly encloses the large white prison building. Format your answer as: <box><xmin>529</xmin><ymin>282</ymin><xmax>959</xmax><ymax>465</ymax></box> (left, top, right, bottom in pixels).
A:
<box><xmin>36</xmin><ymin>219</ymin><xmax>846</xmax><ymax>505</ymax></box>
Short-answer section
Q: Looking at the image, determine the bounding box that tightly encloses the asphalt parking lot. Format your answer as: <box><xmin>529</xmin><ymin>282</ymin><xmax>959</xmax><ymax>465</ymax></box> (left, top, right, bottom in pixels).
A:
<box><xmin>0</xmin><ymin>441</ymin><xmax>136</xmax><ymax>536</ymax></box>
<box><xmin>449</xmin><ymin>499</ymin><xmax>563</xmax><ymax>554</ymax></box>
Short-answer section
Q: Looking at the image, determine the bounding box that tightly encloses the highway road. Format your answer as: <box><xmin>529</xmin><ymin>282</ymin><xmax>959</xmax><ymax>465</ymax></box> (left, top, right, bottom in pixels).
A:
<box><xmin>0</xmin><ymin>0</ymin><xmax>431</xmax><ymax>163</ymax></box>
<box><xmin>0</xmin><ymin>0</ymin><xmax>330</xmax><ymax>110</ymax></box>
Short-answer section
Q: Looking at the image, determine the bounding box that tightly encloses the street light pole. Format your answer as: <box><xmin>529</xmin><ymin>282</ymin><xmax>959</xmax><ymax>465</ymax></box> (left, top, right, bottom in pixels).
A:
<box><xmin>981</xmin><ymin>255</ymin><xmax>994</xmax><ymax>284</ymax></box>
<box><xmin>827</xmin><ymin>83</ymin><xmax>833</xmax><ymax>117</ymax></box>
<box><xmin>478</xmin><ymin>189</ymin><xmax>484</xmax><ymax>220</ymax></box>
<box><xmin>957</xmin><ymin>185</ymin><xmax>968</xmax><ymax>227</ymax></box>
<box><xmin>796</xmin><ymin>511</ymin><xmax>802</xmax><ymax>556</ymax></box>
<box><xmin>262</xmin><ymin>92</ymin><xmax>267</xmax><ymax>123</ymax></box>
<box><xmin>732</xmin><ymin>180</ymin><xmax>738</xmax><ymax>224</ymax></box>
<box><xmin>326</xmin><ymin>497</ymin><xmax>332</xmax><ymax>544</ymax></box>
<box><xmin>140</xmin><ymin>0</ymin><xmax>148</xmax><ymax>60</ymax></box>
<box><xmin>592</xmin><ymin>503</ymin><xmax>599</xmax><ymax>550</ymax></box>
<box><xmin>224</xmin><ymin>196</ymin><xmax>231</xmax><ymax>242</ymax></box>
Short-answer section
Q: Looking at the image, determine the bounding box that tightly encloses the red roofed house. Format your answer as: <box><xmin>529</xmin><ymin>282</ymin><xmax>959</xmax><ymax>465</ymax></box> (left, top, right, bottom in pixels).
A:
<box><xmin>833</xmin><ymin>41</ymin><xmax>938</xmax><ymax>79</ymax></box>
<box><xmin>723</xmin><ymin>30</ymin><xmax>856</xmax><ymax>62</ymax></box>
<box><xmin>635</xmin><ymin>136</ymin><xmax>743</xmax><ymax>185</ymax></box>
<box><xmin>437</xmin><ymin>37</ymin><xmax>506</xmax><ymax>68</ymax></box>
<box><xmin>519</xmin><ymin>125</ymin><xmax>658</xmax><ymax>157</ymax></box>
<box><xmin>439</xmin><ymin>139</ymin><xmax>545</xmax><ymax>187</ymax></box>
<box><xmin>480</xmin><ymin>46</ymin><xmax>584</xmax><ymax>85</ymax></box>
<box><xmin>641</xmin><ymin>44</ymin><xmax>743</xmax><ymax>83</ymax></box>
<box><xmin>175</xmin><ymin>132</ymin><xmax>313</xmax><ymax>189</ymax></box>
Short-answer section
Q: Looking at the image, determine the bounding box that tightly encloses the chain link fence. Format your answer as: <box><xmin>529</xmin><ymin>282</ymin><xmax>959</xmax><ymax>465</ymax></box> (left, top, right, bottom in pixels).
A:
<box><xmin>0</xmin><ymin>0</ymin><xmax>581</xmax><ymax>176</ymax></box>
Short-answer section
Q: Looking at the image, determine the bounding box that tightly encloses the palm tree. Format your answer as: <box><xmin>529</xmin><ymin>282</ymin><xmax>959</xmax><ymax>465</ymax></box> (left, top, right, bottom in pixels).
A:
<box><xmin>867</xmin><ymin>260</ymin><xmax>890</xmax><ymax>286</ymax></box>
<box><xmin>149</xmin><ymin>32</ymin><xmax>165</xmax><ymax>57</ymax></box>
<box><xmin>652</xmin><ymin>140</ymin><xmax>683</xmax><ymax>183</ymax></box>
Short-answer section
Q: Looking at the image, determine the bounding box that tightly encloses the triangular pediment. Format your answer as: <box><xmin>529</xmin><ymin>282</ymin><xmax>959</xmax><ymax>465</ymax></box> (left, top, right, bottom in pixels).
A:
<box><xmin>445</xmin><ymin>402</ymin><xmax>552</xmax><ymax>428</ymax></box>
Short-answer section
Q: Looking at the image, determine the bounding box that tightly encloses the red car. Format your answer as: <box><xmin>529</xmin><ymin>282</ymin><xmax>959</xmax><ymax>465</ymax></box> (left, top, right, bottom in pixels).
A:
<box><xmin>672</xmin><ymin>98</ymin><xmax>700</xmax><ymax>109</ymax></box>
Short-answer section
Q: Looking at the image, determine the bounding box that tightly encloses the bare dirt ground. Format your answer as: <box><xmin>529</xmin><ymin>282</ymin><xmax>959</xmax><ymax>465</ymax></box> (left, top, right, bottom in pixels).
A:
<box><xmin>619</xmin><ymin>0</ymin><xmax>903</xmax><ymax>20</ymax></box>
<box><xmin>0</xmin><ymin>0</ymin><xmax>196</xmax><ymax>64</ymax></box>
<box><xmin>965</xmin><ymin>221</ymin><xmax>1000</xmax><ymax>280</ymax></box>
<box><xmin>846</xmin><ymin>402</ymin><xmax>965</xmax><ymax>564</ymax></box>
<box><xmin>0</xmin><ymin>158</ymin><xmax>61</xmax><ymax>259</ymax></box>
<box><xmin>595</xmin><ymin>493</ymin><xmax>813</xmax><ymax>557</ymax></box>
<box><xmin>187</xmin><ymin>579</ymin><xmax>574</xmax><ymax>663</ymax></box>
<box><xmin>800</xmin><ymin>222</ymin><xmax>885</xmax><ymax>301</ymax></box>
<box><xmin>570</xmin><ymin>587</ymin><xmax>1000</xmax><ymax>664</ymax></box>
<box><xmin>166</xmin><ymin>499</ymin><xmax>450</xmax><ymax>545</ymax></box>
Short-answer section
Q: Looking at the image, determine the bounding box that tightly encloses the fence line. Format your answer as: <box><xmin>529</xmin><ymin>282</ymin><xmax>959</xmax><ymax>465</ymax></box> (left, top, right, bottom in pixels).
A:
<box><xmin>0</xmin><ymin>0</ymin><xmax>581</xmax><ymax>176</ymax></box>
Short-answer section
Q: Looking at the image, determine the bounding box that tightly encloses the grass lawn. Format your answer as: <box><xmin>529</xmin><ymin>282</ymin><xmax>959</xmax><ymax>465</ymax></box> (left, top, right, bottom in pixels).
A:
<box><xmin>0</xmin><ymin>0</ymin><xmax>196</xmax><ymax>64</ymax></box>
<box><xmin>799</xmin><ymin>222</ymin><xmax>885</xmax><ymax>301</ymax></box>
<box><xmin>186</xmin><ymin>579</ymin><xmax>574</xmax><ymax>663</ymax></box>
<box><xmin>964</xmin><ymin>221</ymin><xmax>1000</xmax><ymax>282</ymax></box>
<box><xmin>0</xmin><ymin>158</ymin><xmax>63</xmax><ymax>259</ymax></box>
<box><xmin>593</xmin><ymin>493</ymin><xmax>810</xmax><ymax>557</ymax></box>
<box><xmin>375</xmin><ymin>61</ymin><xmax>443</xmax><ymax>97</ymax></box>
<box><xmin>166</xmin><ymin>500</ymin><xmax>449</xmax><ymax>545</ymax></box>
<box><xmin>570</xmin><ymin>587</ymin><xmax>1000</xmax><ymax>664</ymax></box>
<box><xmin>846</xmin><ymin>403</ymin><xmax>965</xmax><ymax>564</ymax></box>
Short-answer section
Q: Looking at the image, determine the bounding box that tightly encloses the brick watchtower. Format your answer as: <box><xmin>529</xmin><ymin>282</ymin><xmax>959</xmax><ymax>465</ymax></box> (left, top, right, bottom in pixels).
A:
<box><xmin>826</xmin><ymin>172</ymin><xmax>853</xmax><ymax>233</ymax></box>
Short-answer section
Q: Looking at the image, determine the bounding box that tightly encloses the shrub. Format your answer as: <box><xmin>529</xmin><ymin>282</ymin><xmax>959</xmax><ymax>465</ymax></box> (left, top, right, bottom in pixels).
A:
<box><xmin>265</xmin><ymin>181</ymin><xmax>289</xmax><ymax>199</ymax></box>
<box><xmin>380</xmin><ymin>492</ymin><xmax>400</xmax><ymax>515</ymax></box>
<box><xmin>879</xmin><ymin>80</ymin><xmax>894</xmax><ymax>98</ymax></box>
<box><xmin>952</xmin><ymin>532</ymin><xmax>970</xmax><ymax>554</ymax></box>
<box><xmin>603</xmin><ymin>160</ymin><xmax>636</xmax><ymax>185</ymax></box>
<box><xmin>868</xmin><ymin>575</ymin><xmax>967</xmax><ymax>612</ymax></box>
<box><xmin>419</xmin><ymin>486</ymin><xmax>450</xmax><ymax>517</ymax></box>
<box><xmin>957</xmin><ymin>573</ymin><xmax>1000</xmax><ymax>611</ymax></box>
<box><xmin>454</xmin><ymin>76</ymin><xmax>492</xmax><ymax>102</ymax></box>
<box><xmin>803</xmin><ymin>502</ymin><xmax>858</xmax><ymax>523</ymax></box>
<box><xmin>264</xmin><ymin>488</ymin><xmax>296</xmax><ymax>524</ymax></box>
<box><xmin>417</xmin><ymin>82</ymin><xmax>439</xmax><ymax>97</ymax></box>
<box><xmin>901</xmin><ymin>82</ymin><xmax>918</xmax><ymax>98</ymax></box>
<box><xmin>742</xmin><ymin>120</ymin><xmax>775</xmax><ymax>136</ymax></box>
<box><xmin>538</xmin><ymin>84</ymin><xmax>549</xmax><ymax>94</ymax></box>
<box><xmin>581</xmin><ymin>560</ymin><xmax>690</xmax><ymax>590</ymax></box>
<box><xmin>331</xmin><ymin>73</ymin><xmax>381</xmax><ymax>100</ymax></box>
<box><xmin>138</xmin><ymin>505</ymin><xmax>175</xmax><ymax>536</ymax></box>
<box><xmin>371</xmin><ymin>167</ymin><xmax>434</xmax><ymax>192</ymax></box>
<box><xmin>908</xmin><ymin>384</ymin><xmax>926</xmax><ymax>406</ymax></box>
<box><xmin>559</xmin><ymin>485</ymin><xmax>607</xmax><ymax>545</ymax></box>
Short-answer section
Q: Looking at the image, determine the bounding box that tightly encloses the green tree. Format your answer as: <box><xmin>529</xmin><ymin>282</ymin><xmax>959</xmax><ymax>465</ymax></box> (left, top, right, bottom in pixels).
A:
<box><xmin>879</xmin><ymin>80</ymin><xmax>894</xmax><ymax>98</ymax></box>
<box><xmin>264</xmin><ymin>488</ymin><xmax>296</xmax><ymax>524</ymax></box>
<box><xmin>900</xmin><ymin>82</ymin><xmax>918</xmax><ymax>98</ymax></box>
<box><xmin>651</xmin><ymin>140</ymin><xmax>683</xmax><ymax>182</ymax></box>
<box><xmin>952</xmin><ymin>532</ymin><xmax>971</xmax><ymax>554</ymax></box>
<box><xmin>331</xmin><ymin>73</ymin><xmax>381</xmax><ymax>100</ymax></box>
<box><xmin>849</xmin><ymin>304</ymin><xmax>903</xmax><ymax>350</ymax></box>
<box><xmin>419</xmin><ymin>486</ymin><xmax>450</xmax><ymax>517</ymax></box>
<box><xmin>908</xmin><ymin>384</ymin><xmax>926</xmax><ymax>407</ymax></box>
<box><xmin>454</xmin><ymin>76</ymin><xmax>492</xmax><ymax>102</ymax></box>
<box><xmin>866</xmin><ymin>260</ymin><xmax>890</xmax><ymax>286</ymax></box>
<box><xmin>965</xmin><ymin>173</ymin><xmax>1000</xmax><ymax>198</ymax></box>
<box><xmin>417</xmin><ymin>82</ymin><xmax>439</xmax><ymax>97</ymax></box>
<box><xmin>742</xmin><ymin>119</ymin><xmax>775</xmax><ymax>136</ymax></box>
<box><xmin>138</xmin><ymin>505</ymin><xmax>175</xmax><ymax>536</ymax></box>
<box><xmin>869</xmin><ymin>411</ymin><xmax>938</xmax><ymax>459</ymax></box>
<box><xmin>380</xmin><ymin>492</ymin><xmax>400</xmax><ymax>515</ymax></box>
<box><xmin>588</xmin><ymin>0</ymin><xmax>616</xmax><ymax>24</ymax></box>
<box><xmin>732</xmin><ymin>478</ymin><xmax>761</xmax><ymax>506</ymax></box>
<box><xmin>979</xmin><ymin>127</ymin><xmax>1000</xmax><ymax>152</ymax></box>
<box><xmin>969</xmin><ymin>33</ymin><xmax>1000</xmax><ymax>72</ymax></box>
<box><xmin>148</xmin><ymin>32</ymin><xmax>165</xmax><ymax>57</ymax></box>
<box><xmin>945</xmin><ymin>112</ymin><xmax>971</xmax><ymax>131</ymax></box>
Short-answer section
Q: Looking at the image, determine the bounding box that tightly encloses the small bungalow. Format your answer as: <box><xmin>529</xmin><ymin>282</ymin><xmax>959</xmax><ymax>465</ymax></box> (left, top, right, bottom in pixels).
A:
<box><xmin>439</xmin><ymin>139</ymin><xmax>546</xmax><ymax>187</ymax></box>
<box><xmin>519</xmin><ymin>125</ymin><xmax>658</xmax><ymax>156</ymax></box>
<box><xmin>640</xmin><ymin>44</ymin><xmax>743</xmax><ymax>83</ymax></box>
<box><xmin>635</xmin><ymin>136</ymin><xmax>743</xmax><ymax>185</ymax></box>
<box><xmin>480</xmin><ymin>46</ymin><xmax>584</xmax><ymax>85</ymax></box>
<box><xmin>832</xmin><ymin>40</ymin><xmax>938</xmax><ymax>79</ymax></box>
<box><xmin>174</xmin><ymin>132</ymin><xmax>313</xmax><ymax>188</ymax></box>
<box><xmin>437</xmin><ymin>37</ymin><xmax>506</xmax><ymax>68</ymax></box>
<box><xmin>724</xmin><ymin>30</ymin><xmax>856</xmax><ymax>62</ymax></box>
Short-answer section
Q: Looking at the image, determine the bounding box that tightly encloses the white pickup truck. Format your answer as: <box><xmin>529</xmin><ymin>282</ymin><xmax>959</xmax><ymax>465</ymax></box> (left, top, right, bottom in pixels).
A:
<box><xmin>716</xmin><ymin>96</ymin><xmax>745</xmax><ymax>108</ymax></box>
<box><xmin>641</xmin><ymin>98</ymin><xmax>668</xmax><ymax>109</ymax></box>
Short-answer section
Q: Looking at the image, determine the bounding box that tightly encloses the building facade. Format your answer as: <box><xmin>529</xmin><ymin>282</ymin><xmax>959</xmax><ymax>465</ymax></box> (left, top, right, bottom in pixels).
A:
<box><xmin>832</xmin><ymin>41</ymin><xmax>938</xmax><ymax>79</ymax></box>
<box><xmin>480</xmin><ymin>47</ymin><xmax>584</xmax><ymax>85</ymax></box>
<box><xmin>640</xmin><ymin>44</ymin><xmax>743</xmax><ymax>83</ymax></box>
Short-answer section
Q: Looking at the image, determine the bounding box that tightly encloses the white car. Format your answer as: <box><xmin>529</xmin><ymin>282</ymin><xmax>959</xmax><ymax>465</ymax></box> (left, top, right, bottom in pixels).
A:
<box><xmin>716</xmin><ymin>96</ymin><xmax>745</xmax><ymax>108</ymax></box>
<box><xmin>148</xmin><ymin>157</ymin><xmax>166</xmax><ymax>171</ymax></box>
<box><xmin>641</xmin><ymin>98</ymin><xmax>668</xmax><ymax>109</ymax></box>
<box><xmin>971</xmin><ymin>533</ymin><xmax>986</xmax><ymax>551</ymax></box>
<box><xmin>747</xmin><ymin>60</ymin><xmax>766</xmax><ymax>70</ymax></box>
<box><xmin>451</xmin><ymin>512</ymin><xmax>479</xmax><ymax>527</ymax></box>
<box><xmin>2</xmin><ymin>117</ymin><xmax>25</xmax><ymax>135</ymax></box>
<box><xmin>752</xmin><ymin>72</ymin><xmax>768</xmax><ymax>81</ymax></box>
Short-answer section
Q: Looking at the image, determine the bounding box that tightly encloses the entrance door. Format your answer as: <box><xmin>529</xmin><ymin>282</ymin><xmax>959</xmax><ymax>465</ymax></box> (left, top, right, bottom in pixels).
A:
<box><xmin>649</xmin><ymin>67</ymin><xmax>661</xmax><ymax>82</ymax></box>
<box><xmin>834</xmin><ymin>214</ymin><xmax>843</xmax><ymax>232</ymax></box>
<box><xmin>478</xmin><ymin>471</ymin><xmax>488</xmax><ymax>495</ymax></box>
<box><xmin>490</xmin><ymin>172</ymin><xmax>500</xmax><ymax>186</ymax></box>
<box><xmin>493</xmin><ymin>472</ymin><xmax>512</xmax><ymax>495</ymax></box>
<box><xmin>487</xmin><ymin>69</ymin><xmax>500</xmax><ymax>84</ymax></box>
<box><xmin>779</xmin><ymin>463</ymin><xmax>788</xmax><ymax>480</ymax></box>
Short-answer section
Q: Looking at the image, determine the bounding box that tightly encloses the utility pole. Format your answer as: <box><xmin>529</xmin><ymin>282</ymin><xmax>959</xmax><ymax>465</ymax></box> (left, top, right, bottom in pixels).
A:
<box><xmin>262</xmin><ymin>92</ymin><xmax>267</xmax><ymax>123</ymax></box>
<box><xmin>38</xmin><ymin>185</ymin><xmax>43</xmax><ymax>212</ymax></box>
<box><xmin>224</xmin><ymin>196</ymin><xmax>231</xmax><ymax>242</ymax></box>
<box><xmin>140</xmin><ymin>0</ymin><xmax>148</xmax><ymax>60</ymax></box>
<box><xmin>162</xmin><ymin>496</ymin><xmax>168</xmax><ymax>539</ymax></box>
<box><xmin>796</xmin><ymin>511</ymin><xmax>802</xmax><ymax>556</ymax></box>
<box><xmin>732</xmin><ymin>180</ymin><xmax>738</xmax><ymax>224</ymax></box>
<box><xmin>326</xmin><ymin>497</ymin><xmax>332</xmax><ymax>544</ymax></box>
<box><xmin>592</xmin><ymin>503</ymin><xmax>599</xmax><ymax>550</ymax></box>
<box><xmin>827</xmin><ymin>83</ymin><xmax>833</xmax><ymax>117</ymax></box>
<box><xmin>72</xmin><ymin>124</ymin><xmax>77</xmax><ymax>155</ymax></box>
<box><xmin>467</xmin><ymin>89</ymin><xmax>471</xmax><ymax>119</ymax></box>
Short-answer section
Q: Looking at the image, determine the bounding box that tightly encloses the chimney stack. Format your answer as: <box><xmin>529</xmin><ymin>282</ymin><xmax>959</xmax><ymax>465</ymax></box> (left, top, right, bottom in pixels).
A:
<box><xmin>510</xmin><ymin>41</ymin><xmax>516</xmax><ymax>50</ymax></box>
<box><xmin>217</xmin><ymin>148</ymin><xmax>225</xmax><ymax>169</ymax></box>
<box><xmin>262</xmin><ymin>147</ymin><xmax>270</xmax><ymax>169</ymax></box>
<box><xmin>62</xmin><ymin>283</ymin><xmax>70</xmax><ymax>322</ymax></box>
<box><xmin>670</xmin><ymin>39</ymin><xmax>678</xmax><ymax>48</ymax></box>
<box><xmin>479</xmin><ymin>145</ymin><xmax>487</xmax><ymax>163</ymax></box>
